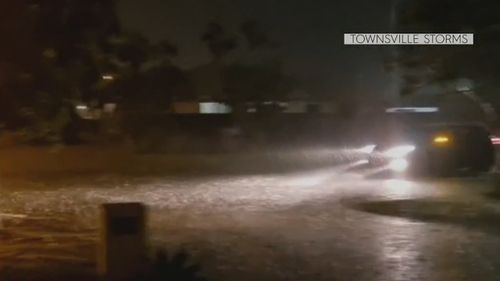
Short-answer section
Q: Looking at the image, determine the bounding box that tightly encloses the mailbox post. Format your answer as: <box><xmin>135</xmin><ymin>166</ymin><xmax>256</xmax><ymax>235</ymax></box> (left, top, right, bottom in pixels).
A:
<box><xmin>98</xmin><ymin>203</ymin><xmax>147</xmax><ymax>280</ymax></box>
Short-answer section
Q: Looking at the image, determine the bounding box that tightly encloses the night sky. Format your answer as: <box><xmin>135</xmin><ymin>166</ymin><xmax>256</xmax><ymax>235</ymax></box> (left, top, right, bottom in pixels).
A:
<box><xmin>117</xmin><ymin>0</ymin><xmax>396</xmax><ymax>100</ymax></box>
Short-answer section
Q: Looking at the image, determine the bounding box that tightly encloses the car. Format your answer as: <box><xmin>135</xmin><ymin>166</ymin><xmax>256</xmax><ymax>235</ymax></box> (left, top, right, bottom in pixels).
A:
<box><xmin>364</xmin><ymin>122</ymin><xmax>495</xmax><ymax>176</ymax></box>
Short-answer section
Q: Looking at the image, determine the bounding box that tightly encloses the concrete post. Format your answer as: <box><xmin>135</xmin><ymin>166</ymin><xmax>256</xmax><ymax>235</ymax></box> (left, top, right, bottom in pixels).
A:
<box><xmin>97</xmin><ymin>203</ymin><xmax>147</xmax><ymax>280</ymax></box>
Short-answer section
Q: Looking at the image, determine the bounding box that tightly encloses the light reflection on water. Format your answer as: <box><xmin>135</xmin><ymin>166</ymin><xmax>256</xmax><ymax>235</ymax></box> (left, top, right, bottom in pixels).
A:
<box><xmin>382</xmin><ymin>179</ymin><xmax>419</xmax><ymax>198</ymax></box>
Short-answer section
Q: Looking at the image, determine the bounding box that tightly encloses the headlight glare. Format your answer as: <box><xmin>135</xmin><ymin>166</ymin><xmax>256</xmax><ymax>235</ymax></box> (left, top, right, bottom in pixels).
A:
<box><xmin>388</xmin><ymin>158</ymin><xmax>409</xmax><ymax>172</ymax></box>
<box><xmin>383</xmin><ymin>145</ymin><xmax>416</xmax><ymax>158</ymax></box>
<box><xmin>358</xmin><ymin>145</ymin><xmax>376</xmax><ymax>153</ymax></box>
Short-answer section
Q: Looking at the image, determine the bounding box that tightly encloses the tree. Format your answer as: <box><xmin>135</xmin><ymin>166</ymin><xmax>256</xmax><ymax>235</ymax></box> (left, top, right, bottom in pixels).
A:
<box><xmin>394</xmin><ymin>0</ymin><xmax>500</xmax><ymax>98</ymax></box>
<box><xmin>109</xmin><ymin>31</ymin><xmax>186</xmax><ymax>108</ymax></box>
<box><xmin>0</xmin><ymin>0</ymin><xmax>187</xmax><ymax>142</ymax></box>
<box><xmin>201</xmin><ymin>21</ymin><xmax>238</xmax><ymax>60</ymax></box>
<box><xmin>107</xmin><ymin>32</ymin><xmax>193</xmax><ymax>144</ymax></box>
<box><xmin>199</xmin><ymin>20</ymin><xmax>294</xmax><ymax>107</ymax></box>
<box><xmin>0</xmin><ymin>1</ymin><xmax>39</xmax><ymax>128</ymax></box>
<box><xmin>240</xmin><ymin>20</ymin><xmax>270</xmax><ymax>50</ymax></box>
<box><xmin>224</xmin><ymin>62</ymin><xmax>294</xmax><ymax>103</ymax></box>
<box><xmin>391</xmin><ymin>0</ymin><xmax>500</xmax><ymax>127</ymax></box>
<box><xmin>0</xmin><ymin>0</ymin><xmax>123</xmax><ymax>142</ymax></box>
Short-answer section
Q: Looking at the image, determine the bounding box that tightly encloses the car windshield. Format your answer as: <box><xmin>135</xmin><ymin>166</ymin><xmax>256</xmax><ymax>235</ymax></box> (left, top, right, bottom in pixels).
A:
<box><xmin>1</xmin><ymin>1</ymin><xmax>500</xmax><ymax>281</ymax></box>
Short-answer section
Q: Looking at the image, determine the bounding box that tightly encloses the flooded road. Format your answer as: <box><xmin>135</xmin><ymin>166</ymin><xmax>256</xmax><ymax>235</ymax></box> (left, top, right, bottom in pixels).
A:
<box><xmin>2</xmin><ymin>166</ymin><xmax>500</xmax><ymax>280</ymax></box>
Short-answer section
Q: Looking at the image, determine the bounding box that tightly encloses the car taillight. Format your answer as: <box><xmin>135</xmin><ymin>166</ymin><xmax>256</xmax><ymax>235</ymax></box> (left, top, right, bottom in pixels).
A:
<box><xmin>490</xmin><ymin>136</ymin><xmax>500</xmax><ymax>145</ymax></box>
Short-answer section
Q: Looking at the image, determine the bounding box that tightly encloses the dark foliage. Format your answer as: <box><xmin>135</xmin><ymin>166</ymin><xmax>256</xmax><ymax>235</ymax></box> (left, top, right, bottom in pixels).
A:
<box><xmin>133</xmin><ymin>249</ymin><xmax>207</xmax><ymax>281</ymax></box>
<box><xmin>240</xmin><ymin>20</ymin><xmax>270</xmax><ymax>50</ymax></box>
<box><xmin>202</xmin><ymin>21</ymin><xmax>238</xmax><ymax>59</ymax></box>
<box><xmin>394</xmin><ymin>0</ymin><xmax>500</xmax><ymax>98</ymax></box>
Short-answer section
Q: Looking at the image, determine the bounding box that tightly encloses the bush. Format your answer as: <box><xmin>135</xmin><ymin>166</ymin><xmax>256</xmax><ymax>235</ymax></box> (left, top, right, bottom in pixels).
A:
<box><xmin>132</xmin><ymin>248</ymin><xmax>207</xmax><ymax>281</ymax></box>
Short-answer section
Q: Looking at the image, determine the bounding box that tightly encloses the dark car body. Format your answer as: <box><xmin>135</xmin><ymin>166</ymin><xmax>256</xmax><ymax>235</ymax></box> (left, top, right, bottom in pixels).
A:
<box><xmin>369</xmin><ymin>123</ymin><xmax>495</xmax><ymax>176</ymax></box>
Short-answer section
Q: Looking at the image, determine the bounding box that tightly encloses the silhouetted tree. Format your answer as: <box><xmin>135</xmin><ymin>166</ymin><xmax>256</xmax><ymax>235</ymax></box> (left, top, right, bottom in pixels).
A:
<box><xmin>394</xmin><ymin>0</ymin><xmax>500</xmax><ymax>99</ymax></box>
<box><xmin>224</xmin><ymin>61</ymin><xmax>294</xmax><ymax>103</ymax></box>
<box><xmin>202</xmin><ymin>21</ymin><xmax>238</xmax><ymax>59</ymax></box>
<box><xmin>0</xmin><ymin>0</ymin><xmax>123</xmax><ymax>142</ymax></box>
<box><xmin>240</xmin><ymin>20</ymin><xmax>270</xmax><ymax>50</ymax></box>
<box><xmin>133</xmin><ymin>248</ymin><xmax>207</xmax><ymax>281</ymax></box>
<box><xmin>199</xmin><ymin>20</ymin><xmax>294</xmax><ymax>107</ymax></box>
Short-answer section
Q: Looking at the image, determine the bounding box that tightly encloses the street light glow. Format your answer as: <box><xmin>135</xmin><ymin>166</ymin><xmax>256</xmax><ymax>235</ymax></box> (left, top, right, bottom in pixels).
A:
<box><xmin>102</xmin><ymin>74</ymin><xmax>115</xmax><ymax>81</ymax></box>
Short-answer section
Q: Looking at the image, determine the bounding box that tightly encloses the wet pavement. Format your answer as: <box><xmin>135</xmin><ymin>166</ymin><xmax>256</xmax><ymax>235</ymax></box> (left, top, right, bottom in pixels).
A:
<box><xmin>2</xmin><ymin>165</ymin><xmax>500</xmax><ymax>280</ymax></box>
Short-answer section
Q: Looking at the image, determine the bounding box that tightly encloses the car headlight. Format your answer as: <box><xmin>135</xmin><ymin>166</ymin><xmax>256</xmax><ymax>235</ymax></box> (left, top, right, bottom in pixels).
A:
<box><xmin>357</xmin><ymin>144</ymin><xmax>376</xmax><ymax>153</ymax></box>
<box><xmin>388</xmin><ymin>158</ymin><xmax>409</xmax><ymax>172</ymax></box>
<box><xmin>383</xmin><ymin>145</ymin><xmax>416</xmax><ymax>158</ymax></box>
